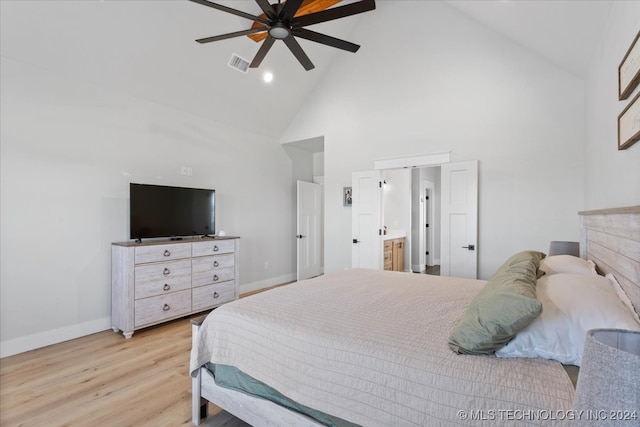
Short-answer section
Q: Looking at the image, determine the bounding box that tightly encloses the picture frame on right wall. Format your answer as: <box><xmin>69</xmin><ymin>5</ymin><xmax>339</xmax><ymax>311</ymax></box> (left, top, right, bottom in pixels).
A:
<box><xmin>618</xmin><ymin>91</ymin><xmax>640</xmax><ymax>150</ymax></box>
<box><xmin>619</xmin><ymin>30</ymin><xmax>640</xmax><ymax>100</ymax></box>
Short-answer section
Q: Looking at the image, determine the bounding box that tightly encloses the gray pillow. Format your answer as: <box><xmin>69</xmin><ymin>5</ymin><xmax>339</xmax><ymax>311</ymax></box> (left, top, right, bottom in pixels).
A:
<box><xmin>448</xmin><ymin>250</ymin><xmax>545</xmax><ymax>355</ymax></box>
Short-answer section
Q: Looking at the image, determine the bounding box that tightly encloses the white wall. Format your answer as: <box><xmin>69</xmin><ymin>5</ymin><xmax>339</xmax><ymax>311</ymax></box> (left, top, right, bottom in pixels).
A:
<box><xmin>584</xmin><ymin>2</ymin><xmax>640</xmax><ymax>208</ymax></box>
<box><xmin>281</xmin><ymin>1</ymin><xmax>586</xmax><ymax>279</ymax></box>
<box><xmin>0</xmin><ymin>58</ymin><xmax>295</xmax><ymax>357</ymax></box>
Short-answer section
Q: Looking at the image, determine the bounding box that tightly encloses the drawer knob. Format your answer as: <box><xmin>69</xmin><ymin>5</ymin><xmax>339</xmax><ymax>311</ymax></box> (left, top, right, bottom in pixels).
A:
<box><xmin>163</xmin><ymin>268</ymin><xmax>171</xmax><ymax>276</ymax></box>
<box><xmin>213</xmin><ymin>274</ymin><xmax>219</xmax><ymax>282</ymax></box>
<box><xmin>213</xmin><ymin>246</ymin><xmax>219</xmax><ymax>252</ymax></box>
<box><xmin>163</xmin><ymin>284</ymin><xmax>171</xmax><ymax>291</ymax></box>
<box><xmin>213</xmin><ymin>261</ymin><xmax>220</xmax><ymax>267</ymax></box>
<box><xmin>163</xmin><ymin>250</ymin><xmax>171</xmax><ymax>257</ymax></box>
<box><xmin>163</xmin><ymin>304</ymin><xmax>170</xmax><ymax>312</ymax></box>
<box><xmin>213</xmin><ymin>292</ymin><xmax>219</xmax><ymax>299</ymax></box>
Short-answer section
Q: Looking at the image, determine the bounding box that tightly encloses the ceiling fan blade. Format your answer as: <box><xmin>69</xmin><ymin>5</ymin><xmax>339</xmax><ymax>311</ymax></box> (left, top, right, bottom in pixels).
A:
<box><xmin>250</xmin><ymin>36</ymin><xmax>276</xmax><ymax>68</ymax></box>
<box><xmin>196</xmin><ymin>27</ymin><xmax>267</xmax><ymax>44</ymax></box>
<box><xmin>255</xmin><ymin>0</ymin><xmax>277</xmax><ymax>20</ymax></box>
<box><xmin>292</xmin><ymin>28</ymin><xmax>359</xmax><ymax>52</ymax></box>
<box><xmin>293</xmin><ymin>0</ymin><xmax>375</xmax><ymax>28</ymax></box>
<box><xmin>283</xmin><ymin>36</ymin><xmax>315</xmax><ymax>70</ymax></box>
<box><xmin>188</xmin><ymin>0</ymin><xmax>270</xmax><ymax>25</ymax></box>
<box><xmin>279</xmin><ymin>0</ymin><xmax>304</xmax><ymax>21</ymax></box>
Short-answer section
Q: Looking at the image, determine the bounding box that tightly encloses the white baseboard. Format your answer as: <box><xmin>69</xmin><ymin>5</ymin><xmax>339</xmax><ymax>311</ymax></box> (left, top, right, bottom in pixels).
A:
<box><xmin>0</xmin><ymin>316</ymin><xmax>111</xmax><ymax>358</ymax></box>
<box><xmin>239</xmin><ymin>273</ymin><xmax>296</xmax><ymax>295</ymax></box>
<box><xmin>1</xmin><ymin>274</ymin><xmax>297</xmax><ymax>358</ymax></box>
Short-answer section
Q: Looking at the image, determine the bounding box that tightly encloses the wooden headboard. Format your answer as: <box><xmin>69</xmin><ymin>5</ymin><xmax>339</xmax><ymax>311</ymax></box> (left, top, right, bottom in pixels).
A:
<box><xmin>579</xmin><ymin>206</ymin><xmax>640</xmax><ymax>315</ymax></box>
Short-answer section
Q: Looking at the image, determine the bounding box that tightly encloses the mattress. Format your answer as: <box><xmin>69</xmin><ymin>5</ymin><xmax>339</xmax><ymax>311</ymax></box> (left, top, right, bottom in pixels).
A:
<box><xmin>190</xmin><ymin>269</ymin><xmax>575</xmax><ymax>426</ymax></box>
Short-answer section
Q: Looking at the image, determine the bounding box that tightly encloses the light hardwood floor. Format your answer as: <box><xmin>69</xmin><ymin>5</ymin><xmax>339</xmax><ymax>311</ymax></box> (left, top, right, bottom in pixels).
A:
<box><xmin>1</xmin><ymin>316</ymin><xmax>209</xmax><ymax>426</ymax></box>
<box><xmin>0</xmin><ymin>285</ymin><xmax>290</xmax><ymax>427</ymax></box>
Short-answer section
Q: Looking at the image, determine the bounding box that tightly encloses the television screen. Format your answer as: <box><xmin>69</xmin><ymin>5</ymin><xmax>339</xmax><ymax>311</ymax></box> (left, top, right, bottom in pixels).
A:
<box><xmin>130</xmin><ymin>183</ymin><xmax>215</xmax><ymax>240</ymax></box>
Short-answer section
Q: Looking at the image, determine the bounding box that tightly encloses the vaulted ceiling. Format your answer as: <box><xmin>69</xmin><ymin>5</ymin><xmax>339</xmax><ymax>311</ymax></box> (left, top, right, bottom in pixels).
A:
<box><xmin>0</xmin><ymin>1</ymin><xmax>613</xmax><ymax>138</ymax></box>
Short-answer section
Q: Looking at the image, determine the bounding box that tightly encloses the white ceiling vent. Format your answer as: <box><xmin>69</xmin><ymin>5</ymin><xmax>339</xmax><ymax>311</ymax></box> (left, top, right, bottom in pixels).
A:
<box><xmin>228</xmin><ymin>53</ymin><xmax>250</xmax><ymax>74</ymax></box>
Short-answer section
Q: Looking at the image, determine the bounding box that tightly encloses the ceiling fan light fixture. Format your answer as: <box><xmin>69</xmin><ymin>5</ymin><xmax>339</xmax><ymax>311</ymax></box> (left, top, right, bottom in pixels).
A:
<box><xmin>268</xmin><ymin>23</ymin><xmax>290</xmax><ymax>40</ymax></box>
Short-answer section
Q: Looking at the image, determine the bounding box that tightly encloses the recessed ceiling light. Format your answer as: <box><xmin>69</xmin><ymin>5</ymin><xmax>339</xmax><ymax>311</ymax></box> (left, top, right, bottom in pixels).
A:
<box><xmin>263</xmin><ymin>72</ymin><xmax>274</xmax><ymax>83</ymax></box>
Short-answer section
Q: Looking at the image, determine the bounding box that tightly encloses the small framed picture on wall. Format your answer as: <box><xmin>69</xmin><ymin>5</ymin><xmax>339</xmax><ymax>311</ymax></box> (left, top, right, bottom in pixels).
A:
<box><xmin>618</xmin><ymin>91</ymin><xmax>640</xmax><ymax>150</ymax></box>
<box><xmin>343</xmin><ymin>187</ymin><xmax>352</xmax><ymax>206</ymax></box>
<box><xmin>619</xmin><ymin>30</ymin><xmax>640</xmax><ymax>100</ymax></box>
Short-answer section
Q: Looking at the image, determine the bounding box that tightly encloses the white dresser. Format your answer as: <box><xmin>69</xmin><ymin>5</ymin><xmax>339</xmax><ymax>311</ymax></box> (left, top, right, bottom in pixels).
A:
<box><xmin>111</xmin><ymin>237</ymin><xmax>239</xmax><ymax>338</ymax></box>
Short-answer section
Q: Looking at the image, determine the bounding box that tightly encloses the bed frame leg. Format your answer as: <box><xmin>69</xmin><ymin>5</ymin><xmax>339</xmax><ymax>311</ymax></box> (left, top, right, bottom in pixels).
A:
<box><xmin>192</xmin><ymin>370</ymin><xmax>202</xmax><ymax>425</ymax></box>
<box><xmin>192</xmin><ymin>317</ymin><xmax>205</xmax><ymax>426</ymax></box>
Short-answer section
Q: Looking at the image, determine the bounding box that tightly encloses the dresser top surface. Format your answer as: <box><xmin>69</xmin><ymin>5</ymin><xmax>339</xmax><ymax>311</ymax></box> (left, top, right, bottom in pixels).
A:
<box><xmin>113</xmin><ymin>236</ymin><xmax>240</xmax><ymax>248</ymax></box>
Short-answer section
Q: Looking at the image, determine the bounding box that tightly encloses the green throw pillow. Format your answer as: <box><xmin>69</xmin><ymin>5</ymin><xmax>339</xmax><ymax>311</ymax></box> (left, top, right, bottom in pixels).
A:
<box><xmin>448</xmin><ymin>250</ymin><xmax>545</xmax><ymax>355</ymax></box>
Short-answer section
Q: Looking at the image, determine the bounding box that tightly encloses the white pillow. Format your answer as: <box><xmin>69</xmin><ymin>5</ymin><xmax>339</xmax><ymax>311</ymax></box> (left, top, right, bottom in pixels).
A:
<box><xmin>495</xmin><ymin>274</ymin><xmax>640</xmax><ymax>365</ymax></box>
<box><xmin>606</xmin><ymin>273</ymin><xmax>640</xmax><ymax>324</ymax></box>
<box><xmin>538</xmin><ymin>255</ymin><xmax>597</xmax><ymax>276</ymax></box>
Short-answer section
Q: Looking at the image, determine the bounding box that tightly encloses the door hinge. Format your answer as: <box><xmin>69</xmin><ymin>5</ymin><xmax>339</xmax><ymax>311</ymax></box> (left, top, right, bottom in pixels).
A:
<box><xmin>426</xmin><ymin>196</ymin><xmax>429</xmax><ymax>200</ymax></box>
<box><xmin>379</xmin><ymin>229</ymin><xmax>382</xmax><ymax>235</ymax></box>
<box><xmin>379</xmin><ymin>181</ymin><xmax>382</xmax><ymax>188</ymax></box>
<box><xmin>425</xmin><ymin>223</ymin><xmax>429</xmax><ymax>228</ymax></box>
<box><xmin>426</xmin><ymin>251</ymin><xmax>430</xmax><ymax>255</ymax></box>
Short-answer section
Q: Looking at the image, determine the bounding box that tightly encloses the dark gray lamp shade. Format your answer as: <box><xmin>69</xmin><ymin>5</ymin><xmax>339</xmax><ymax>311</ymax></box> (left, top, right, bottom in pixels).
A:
<box><xmin>573</xmin><ymin>329</ymin><xmax>640</xmax><ymax>426</ymax></box>
<box><xmin>548</xmin><ymin>241</ymin><xmax>580</xmax><ymax>257</ymax></box>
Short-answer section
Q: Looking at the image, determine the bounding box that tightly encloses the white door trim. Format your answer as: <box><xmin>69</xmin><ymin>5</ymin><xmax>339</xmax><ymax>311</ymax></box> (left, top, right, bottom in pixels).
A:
<box><xmin>374</xmin><ymin>152</ymin><xmax>450</xmax><ymax>170</ymax></box>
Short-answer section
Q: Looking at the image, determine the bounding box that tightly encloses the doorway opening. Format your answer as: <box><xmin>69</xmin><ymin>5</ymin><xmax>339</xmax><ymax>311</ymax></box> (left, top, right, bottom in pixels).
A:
<box><xmin>283</xmin><ymin>137</ymin><xmax>325</xmax><ymax>281</ymax></box>
<box><xmin>409</xmin><ymin>167</ymin><xmax>440</xmax><ymax>275</ymax></box>
<box><xmin>379</xmin><ymin>167</ymin><xmax>441</xmax><ymax>274</ymax></box>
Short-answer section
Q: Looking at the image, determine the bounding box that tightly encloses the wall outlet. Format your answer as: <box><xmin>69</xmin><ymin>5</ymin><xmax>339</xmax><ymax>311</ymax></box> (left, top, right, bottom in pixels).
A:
<box><xmin>187</xmin><ymin>167</ymin><xmax>193</xmax><ymax>176</ymax></box>
<box><xmin>181</xmin><ymin>166</ymin><xmax>187</xmax><ymax>175</ymax></box>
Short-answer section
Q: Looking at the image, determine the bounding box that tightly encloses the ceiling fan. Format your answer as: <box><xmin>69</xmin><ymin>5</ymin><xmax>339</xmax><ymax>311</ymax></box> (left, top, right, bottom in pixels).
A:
<box><xmin>188</xmin><ymin>0</ymin><xmax>376</xmax><ymax>71</ymax></box>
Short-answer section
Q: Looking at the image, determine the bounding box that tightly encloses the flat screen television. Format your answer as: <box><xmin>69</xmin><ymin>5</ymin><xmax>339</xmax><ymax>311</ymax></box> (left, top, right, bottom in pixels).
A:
<box><xmin>130</xmin><ymin>183</ymin><xmax>215</xmax><ymax>240</ymax></box>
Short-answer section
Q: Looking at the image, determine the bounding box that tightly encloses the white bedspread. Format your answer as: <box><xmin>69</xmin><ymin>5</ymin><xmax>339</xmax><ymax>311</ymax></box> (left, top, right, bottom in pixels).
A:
<box><xmin>190</xmin><ymin>269</ymin><xmax>575</xmax><ymax>426</ymax></box>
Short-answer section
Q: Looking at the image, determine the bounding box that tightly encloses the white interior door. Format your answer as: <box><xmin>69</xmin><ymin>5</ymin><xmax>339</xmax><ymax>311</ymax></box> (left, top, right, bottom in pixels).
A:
<box><xmin>440</xmin><ymin>160</ymin><xmax>478</xmax><ymax>278</ymax></box>
<box><xmin>351</xmin><ymin>170</ymin><xmax>383</xmax><ymax>269</ymax></box>
<box><xmin>297</xmin><ymin>180</ymin><xmax>322</xmax><ymax>281</ymax></box>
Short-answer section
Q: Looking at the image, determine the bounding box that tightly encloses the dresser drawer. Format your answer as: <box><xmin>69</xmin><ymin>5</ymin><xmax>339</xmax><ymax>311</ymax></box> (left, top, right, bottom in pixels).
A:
<box><xmin>192</xmin><ymin>266</ymin><xmax>235</xmax><ymax>288</ymax></box>
<box><xmin>135</xmin><ymin>275</ymin><xmax>191</xmax><ymax>300</ymax></box>
<box><xmin>134</xmin><ymin>259</ymin><xmax>191</xmax><ymax>298</ymax></box>
<box><xmin>192</xmin><ymin>240</ymin><xmax>235</xmax><ymax>257</ymax></box>
<box><xmin>134</xmin><ymin>289</ymin><xmax>191</xmax><ymax>327</ymax></box>
<box><xmin>134</xmin><ymin>243</ymin><xmax>191</xmax><ymax>264</ymax></box>
<box><xmin>192</xmin><ymin>253</ymin><xmax>234</xmax><ymax>271</ymax></box>
<box><xmin>192</xmin><ymin>281</ymin><xmax>235</xmax><ymax>311</ymax></box>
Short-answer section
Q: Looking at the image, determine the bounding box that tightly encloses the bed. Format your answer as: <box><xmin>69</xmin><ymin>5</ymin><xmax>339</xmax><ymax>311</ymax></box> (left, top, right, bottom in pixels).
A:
<box><xmin>190</xmin><ymin>206</ymin><xmax>640</xmax><ymax>426</ymax></box>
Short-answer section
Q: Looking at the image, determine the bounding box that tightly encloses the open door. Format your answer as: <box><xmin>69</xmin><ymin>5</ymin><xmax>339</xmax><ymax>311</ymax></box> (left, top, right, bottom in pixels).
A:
<box><xmin>351</xmin><ymin>170</ymin><xmax>383</xmax><ymax>269</ymax></box>
<box><xmin>297</xmin><ymin>180</ymin><xmax>322</xmax><ymax>281</ymax></box>
<box><xmin>440</xmin><ymin>160</ymin><xmax>478</xmax><ymax>278</ymax></box>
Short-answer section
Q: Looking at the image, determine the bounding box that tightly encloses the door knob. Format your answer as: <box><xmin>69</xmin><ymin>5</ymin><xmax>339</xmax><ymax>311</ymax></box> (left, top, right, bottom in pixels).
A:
<box><xmin>296</xmin><ymin>234</ymin><xmax>306</xmax><ymax>239</ymax></box>
<box><xmin>353</xmin><ymin>239</ymin><xmax>360</xmax><ymax>244</ymax></box>
<box><xmin>462</xmin><ymin>244</ymin><xmax>475</xmax><ymax>251</ymax></box>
